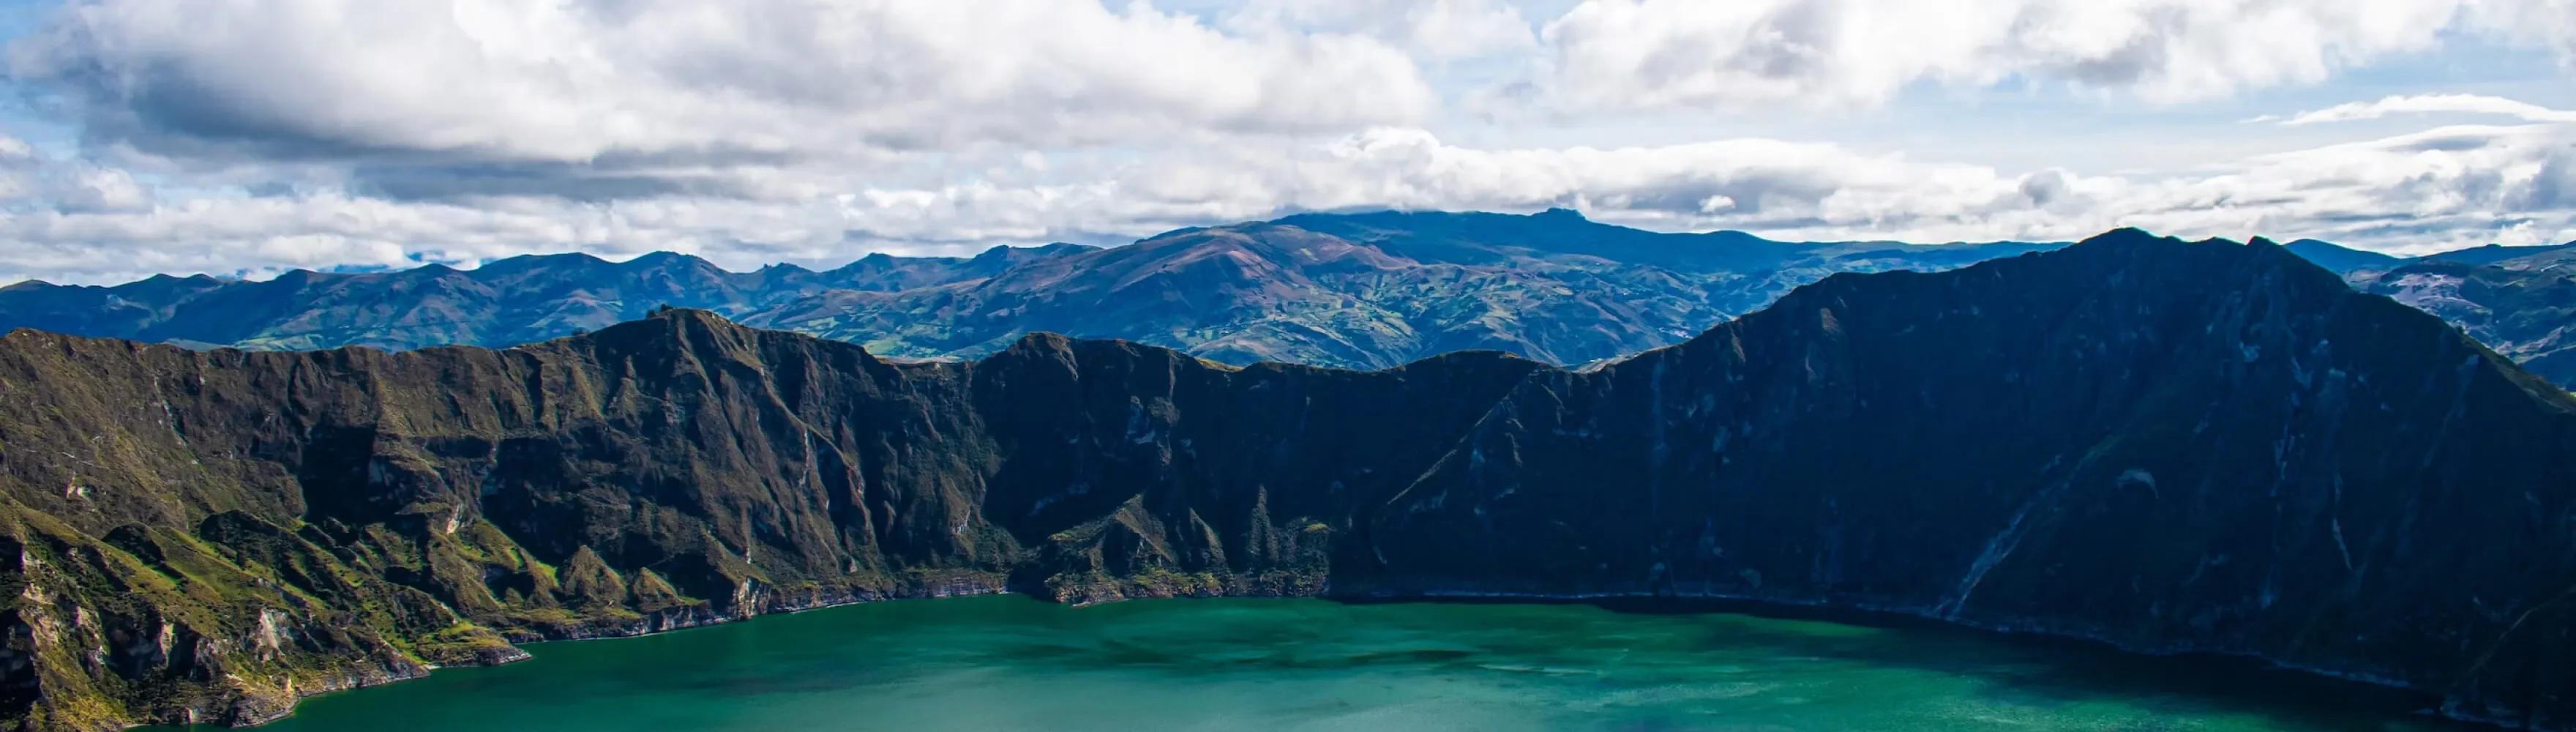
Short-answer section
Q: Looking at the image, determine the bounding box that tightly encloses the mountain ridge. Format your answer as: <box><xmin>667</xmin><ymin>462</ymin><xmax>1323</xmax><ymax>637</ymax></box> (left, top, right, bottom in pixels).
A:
<box><xmin>2348</xmin><ymin>258</ymin><xmax>2576</xmax><ymax>389</ymax></box>
<box><xmin>0</xmin><ymin>211</ymin><xmax>2069</xmax><ymax>370</ymax></box>
<box><xmin>14</xmin><ymin>211</ymin><xmax>2576</xmax><ymax>388</ymax></box>
<box><xmin>9</xmin><ymin>231</ymin><xmax>2576</xmax><ymax>729</ymax></box>
<box><xmin>2280</xmin><ymin>238</ymin><xmax>2405</xmax><ymax>274</ymax></box>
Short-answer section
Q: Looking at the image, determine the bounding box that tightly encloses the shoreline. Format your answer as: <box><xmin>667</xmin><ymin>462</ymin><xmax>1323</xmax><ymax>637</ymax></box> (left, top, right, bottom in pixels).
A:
<box><xmin>168</xmin><ymin>583</ymin><xmax>2509</xmax><ymax>731</ymax></box>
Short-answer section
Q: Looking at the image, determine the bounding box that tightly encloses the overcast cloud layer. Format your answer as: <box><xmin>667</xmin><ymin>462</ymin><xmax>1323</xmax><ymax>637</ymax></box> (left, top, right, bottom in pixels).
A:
<box><xmin>1</xmin><ymin>0</ymin><xmax>2574</xmax><ymax>283</ymax></box>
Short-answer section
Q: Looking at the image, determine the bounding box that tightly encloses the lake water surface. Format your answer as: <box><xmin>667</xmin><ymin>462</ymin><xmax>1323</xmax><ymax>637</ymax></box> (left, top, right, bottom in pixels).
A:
<box><xmin>171</xmin><ymin>594</ymin><xmax>2476</xmax><ymax>731</ymax></box>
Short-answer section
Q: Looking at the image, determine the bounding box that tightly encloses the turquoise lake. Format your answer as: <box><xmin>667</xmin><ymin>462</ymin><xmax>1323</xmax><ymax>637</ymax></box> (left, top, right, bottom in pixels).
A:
<box><xmin>171</xmin><ymin>594</ymin><xmax>2476</xmax><ymax>731</ymax></box>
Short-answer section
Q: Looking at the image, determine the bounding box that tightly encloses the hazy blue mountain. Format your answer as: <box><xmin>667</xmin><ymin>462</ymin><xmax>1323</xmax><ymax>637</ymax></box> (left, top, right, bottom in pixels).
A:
<box><xmin>12</xmin><ymin>211</ymin><xmax>2576</xmax><ymax>387</ymax></box>
<box><xmin>2279</xmin><ymin>238</ymin><xmax>2404</xmax><ymax>274</ymax></box>
<box><xmin>0</xmin><ymin>210</ymin><xmax>2065</xmax><ymax>370</ymax></box>
<box><xmin>2485</xmin><ymin>244</ymin><xmax>2576</xmax><ymax>273</ymax></box>
<box><xmin>744</xmin><ymin>209</ymin><xmax>2064</xmax><ymax>367</ymax></box>
<box><xmin>2349</xmin><ymin>260</ymin><xmax>2576</xmax><ymax>388</ymax></box>
<box><xmin>2256</xmin><ymin>234</ymin><xmax>2576</xmax><ymax>388</ymax></box>
<box><xmin>2415</xmin><ymin>242</ymin><xmax>2576</xmax><ymax>266</ymax></box>
<box><xmin>0</xmin><ymin>244</ymin><xmax>1094</xmax><ymax>351</ymax></box>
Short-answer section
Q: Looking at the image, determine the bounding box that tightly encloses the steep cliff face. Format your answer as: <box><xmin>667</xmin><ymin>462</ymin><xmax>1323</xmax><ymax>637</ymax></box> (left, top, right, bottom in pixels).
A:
<box><xmin>1359</xmin><ymin>232</ymin><xmax>2576</xmax><ymax>725</ymax></box>
<box><xmin>0</xmin><ymin>302</ymin><xmax>1543</xmax><ymax>729</ymax></box>
<box><xmin>4</xmin><ymin>231</ymin><xmax>2576</xmax><ymax>730</ymax></box>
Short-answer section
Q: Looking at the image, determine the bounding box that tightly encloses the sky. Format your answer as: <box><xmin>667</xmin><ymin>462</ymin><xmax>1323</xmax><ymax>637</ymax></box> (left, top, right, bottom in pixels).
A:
<box><xmin>0</xmin><ymin>0</ymin><xmax>2573</xmax><ymax>285</ymax></box>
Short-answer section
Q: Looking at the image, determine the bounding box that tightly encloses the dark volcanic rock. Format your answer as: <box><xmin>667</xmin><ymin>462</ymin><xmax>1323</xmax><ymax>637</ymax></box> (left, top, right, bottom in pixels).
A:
<box><xmin>4</xmin><ymin>230</ymin><xmax>2575</xmax><ymax>729</ymax></box>
<box><xmin>1361</xmin><ymin>231</ymin><xmax>2576</xmax><ymax>728</ymax></box>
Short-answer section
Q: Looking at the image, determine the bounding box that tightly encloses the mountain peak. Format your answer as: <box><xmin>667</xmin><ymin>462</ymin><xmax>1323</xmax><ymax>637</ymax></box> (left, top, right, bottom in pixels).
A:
<box><xmin>2054</xmin><ymin>228</ymin><xmax>2342</xmax><ymax>275</ymax></box>
<box><xmin>970</xmin><ymin>243</ymin><xmax>1046</xmax><ymax>264</ymax></box>
<box><xmin>1006</xmin><ymin>330</ymin><xmax>1077</xmax><ymax>354</ymax></box>
<box><xmin>2275</xmin><ymin>238</ymin><xmax>2404</xmax><ymax>275</ymax></box>
<box><xmin>644</xmin><ymin>305</ymin><xmax>730</xmax><ymax>324</ymax></box>
<box><xmin>626</xmin><ymin>250</ymin><xmax>709</xmax><ymax>268</ymax></box>
<box><xmin>2074</xmin><ymin>226</ymin><xmax>2169</xmax><ymax>246</ymax></box>
<box><xmin>574</xmin><ymin>305</ymin><xmax>774</xmax><ymax>357</ymax></box>
<box><xmin>841</xmin><ymin>252</ymin><xmax>902</xmax><ymax>269</ymax></box>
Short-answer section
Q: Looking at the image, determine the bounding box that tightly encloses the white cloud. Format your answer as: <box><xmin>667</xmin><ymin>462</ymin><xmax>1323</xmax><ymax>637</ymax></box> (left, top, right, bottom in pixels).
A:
<box><xmin>48</xmin><ymin>164</ymin><xmax>153</xmax><ymax>213</ymax></box>
<box><xmin>1530</xmin><ymin>0</ymin><xmax>2556</xmax><ymax>111</ymax></box>
<box><xmin>2272</xmin><ymin>94</ymin><xmax>2576</xmax><ymax>124</ymax></box>
<box><xmin>1221</xmin><ymin>0</ymin><xmax>1538</xmax><ymax>61</ymax></box>
<box><xmin>0</xmin><ymin>138</ymin><xmax>154</xmax><ymax>213</ymax></box>
<box><xmin>12</xmin><ymin>119</ymin><xmax>2575</xmax><ymax>285</ymax></box>
<box><xmin>1</xmin><ymin>0</ymin><xmax>2574</xmax><ymax>286</ymax></box>
<box><xmin>1258</xmin><ymin>124</ymin><xmax>2576</xmax><ymax>250</ymax></box>
<box><xmin>0</xmin><ymin>134</ymin><xmax>34</xmax><ymax>202</ymax></box>
<box><xmin>2122</xmin><ymin>124</ymin><xmax>2576</xmax><ymax>250</ymax></box>
<box><xmin>5</xmin><ymin>0</ymin><xmax>1435</xmax><ymax>167</ymax></box>
<box><xmin>2463</xmin><ymin>0</ymin><xmax>2576</xmax><ymax>62</ymax></box>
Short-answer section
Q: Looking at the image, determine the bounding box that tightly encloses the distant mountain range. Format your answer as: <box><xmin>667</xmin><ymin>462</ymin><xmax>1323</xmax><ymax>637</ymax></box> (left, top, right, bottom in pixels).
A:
<box><xmin>0</xmin><ymin>209</ymin><xmax>2056</xmax><ymax>369</ymax></box>
<box><xmin>4</xmin><ymin>208</ymin><xmax>2572</xmax><ymax>386</ymax></box>
<box><xmin>2348</xmin><ymin>260</ymin><xmax>2576</xmax><ymax>388</ymax></box>
<box><xmin>11</xmin><ymin>231</ymin><xmax>2576</xmax><ymax>730</ymax></box>
<box><xmin>0</xmin><ymin>242</ymin><xmax>1098</xmax><ymax>354</ymax></box>
<box><xmin>2270</xmin><ymin>237</ymin><xmax>2575</xmax><ymax>387</ymax></box>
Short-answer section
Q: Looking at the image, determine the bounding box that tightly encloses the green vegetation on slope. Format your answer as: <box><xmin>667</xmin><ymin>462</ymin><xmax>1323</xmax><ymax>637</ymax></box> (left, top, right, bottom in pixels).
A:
<box><xmin>6</xmin><ymin>231</ymin><xmax>2576</xmax><ymax>731</ymax></box>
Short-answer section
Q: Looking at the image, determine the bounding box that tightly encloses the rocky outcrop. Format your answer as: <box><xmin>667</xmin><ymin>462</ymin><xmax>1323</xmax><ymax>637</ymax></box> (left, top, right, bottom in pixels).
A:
<box><xmin>4</xmin><ymin>230</ymin><xmax>2575</xmax><ymax>729</ymax></box>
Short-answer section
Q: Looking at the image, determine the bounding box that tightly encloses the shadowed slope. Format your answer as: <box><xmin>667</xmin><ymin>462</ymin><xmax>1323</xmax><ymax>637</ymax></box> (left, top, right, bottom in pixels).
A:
<box><xmin>6</xmin><ymin>231</ymin><xmax>2576</xmax><ymax>729</ymax></box>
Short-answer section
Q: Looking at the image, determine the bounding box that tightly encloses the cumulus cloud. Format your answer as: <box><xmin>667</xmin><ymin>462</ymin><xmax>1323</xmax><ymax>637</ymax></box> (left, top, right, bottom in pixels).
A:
<box><xmin>1530</xmin><ymin>0</ymin><xmax>2559</xmax><ymax>111</ymax></box>
<box><xmin>1</xmin><ymin>0</ymin><xmax>2574</xmax><ymax>285</ymax></box>
<box><xmin>0</xmin><ymin>136</ymin><xmax>154</xmax><ymax>214</ymax></box>
<box><xmin>2130</xmin><ymin>124</ymin><xmax>2576</xmax><ymax>248</ymax></box>
<box><xmin>0</xmin><ymin>135</ymin><xmax>34</xmax><ymax>201</ymax></box>
<box><xmin>12</xmin><ymin>121</ymin><xmax>2576</xmax><ymax>284</ymax></box>
<box><xmin>1266</xmin><ymin>124</ymin><xmax>2576</xmax><ymax>250</ymax></box>
<box><xmin>2266</xmin><ymin>94</ymin><xmax>2576</xmax><ymax>124</ymax></box>
<box><xmin>1220</xmin><ymin>0</ymin><xmax>1538</xmax><ymax>61</ymax></box>
<box><xmin>47</xmin><ymin>164</ymin><xmax>152</xmax><ymax>212</ymax></box>
<box><xmin>5</xmin><ymin>0</ymin><xmax>1434</xmax><ymax>170</ymax></box>
<box><xmin>2463</xmin><ymin>0</ymin><xmax>2576</xmax><ymax>62</ymax></box>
